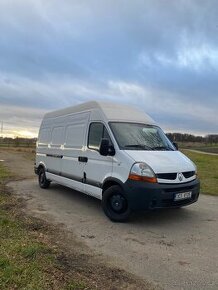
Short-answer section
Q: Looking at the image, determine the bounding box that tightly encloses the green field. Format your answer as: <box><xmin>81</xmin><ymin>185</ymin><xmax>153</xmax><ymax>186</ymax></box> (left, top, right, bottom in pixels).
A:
<box><xmin>183</xmin><ymin>150</ymin><xmax>218</xmax><ymax>196</ymax></box>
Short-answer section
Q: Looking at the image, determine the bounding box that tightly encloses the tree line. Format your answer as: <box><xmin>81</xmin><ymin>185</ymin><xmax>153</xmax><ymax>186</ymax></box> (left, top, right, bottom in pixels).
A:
<box><xmin>166</xmin><ymin>133</ymin><xmax>218</xmax><ymax>144</ymax></box>
<box><xmin>0</xmin><ymin>137</ymin><xmax>37</xmax><ymax>147</ymax></box>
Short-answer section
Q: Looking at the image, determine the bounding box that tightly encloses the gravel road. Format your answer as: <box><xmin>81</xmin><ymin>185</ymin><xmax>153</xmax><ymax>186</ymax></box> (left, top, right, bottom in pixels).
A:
<box><xmin>1</xmin><ymin>150</ymin><xmax>218</xmax><ymax>290</ymax></box>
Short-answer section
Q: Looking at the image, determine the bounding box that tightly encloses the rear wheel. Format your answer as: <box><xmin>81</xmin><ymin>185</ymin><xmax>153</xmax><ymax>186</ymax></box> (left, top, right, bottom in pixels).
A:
<box><xmin>102</xmin><ymin>185</ymin><xmax>131</xmax><ymax>222</ymax></box>
<box><xmin>38</xmin><ymin>167</ymin><xmax>50</xmax><ymax>189</ymax></box>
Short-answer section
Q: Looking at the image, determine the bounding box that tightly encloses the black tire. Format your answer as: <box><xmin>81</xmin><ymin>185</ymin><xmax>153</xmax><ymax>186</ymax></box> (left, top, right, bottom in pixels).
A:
<box><xmin>102</xmin><ymin>185</ymin><xmax>131</xmax><ymax>222</ymax></box>
<box><xmin>38</xmin><ymin>167</ymin><xmax>50</xmax><ymax>189</ymax></box>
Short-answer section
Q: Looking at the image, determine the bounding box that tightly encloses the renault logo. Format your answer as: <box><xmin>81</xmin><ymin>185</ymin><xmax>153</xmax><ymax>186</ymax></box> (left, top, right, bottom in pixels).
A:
<box><xmin>178</xmin><ymin>173</ymin><xmax>183</xmax><ymax>181</ymax></box>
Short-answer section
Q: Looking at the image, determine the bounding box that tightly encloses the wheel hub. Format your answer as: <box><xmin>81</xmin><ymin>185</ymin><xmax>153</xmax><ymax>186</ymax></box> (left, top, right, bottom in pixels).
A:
<box><xmin>110</xmin><ymin>194</ymin><xmax>126</xmax><ymax>212</ymax></box>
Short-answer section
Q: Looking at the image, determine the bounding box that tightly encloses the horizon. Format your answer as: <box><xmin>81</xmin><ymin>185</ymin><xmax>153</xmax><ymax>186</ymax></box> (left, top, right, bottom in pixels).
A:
<box><xmin>0</xmin><ymin>118</ymin><xmax>216</xmax><ymax>139</ymax></box>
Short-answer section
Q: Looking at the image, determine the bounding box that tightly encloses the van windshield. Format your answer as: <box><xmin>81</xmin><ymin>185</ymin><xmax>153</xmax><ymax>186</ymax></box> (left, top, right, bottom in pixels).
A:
<box><xmin>109</xmin><ymin>122</ymin><xmax>175</xmax><ymax>151</ymax></box>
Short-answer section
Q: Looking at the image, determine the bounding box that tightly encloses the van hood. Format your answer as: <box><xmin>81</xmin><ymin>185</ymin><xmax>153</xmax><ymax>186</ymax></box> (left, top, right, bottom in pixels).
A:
<box><xmin>124</xmin><ymin>150</ymin><xmax>195</xmax><ymax>173</ymax></box>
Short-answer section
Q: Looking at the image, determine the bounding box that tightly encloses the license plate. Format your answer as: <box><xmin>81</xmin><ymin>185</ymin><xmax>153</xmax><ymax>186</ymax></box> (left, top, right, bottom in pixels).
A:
<box><xmin>174</xmin><ymin>191</ymin><xmax>192</xmax><ymax>201</ymax></box>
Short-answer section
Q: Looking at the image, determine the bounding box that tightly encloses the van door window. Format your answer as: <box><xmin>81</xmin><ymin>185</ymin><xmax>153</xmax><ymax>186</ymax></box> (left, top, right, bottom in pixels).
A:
<box><xmin>88</xmin><ymin>123</ymin><xmax>111</xmax><ymax>150</ymax></box>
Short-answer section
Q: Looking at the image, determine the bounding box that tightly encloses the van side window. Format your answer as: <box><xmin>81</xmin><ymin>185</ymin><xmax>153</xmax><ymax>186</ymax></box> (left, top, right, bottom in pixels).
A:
<box><xmin>38</xmin><ymin>128</ymin><xmax>51</xmax><ymax>145</ymax></box>
<box><xmin>51</xmin><ymin>126</ymin><xmax>64</xmax><ymax>147</ymax></box>
<box><xmin>65</xmin><ymin>124</ymin><xmax>85</xmax><ymax>149</ymax></box>
<box><xmin>88</xmin><ymin>123</ymin><xmax>111</xmax><ymax>150</ymax></box>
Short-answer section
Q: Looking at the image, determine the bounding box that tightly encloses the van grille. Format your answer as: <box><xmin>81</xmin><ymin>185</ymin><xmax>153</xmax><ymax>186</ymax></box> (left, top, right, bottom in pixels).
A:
<box><xmin>157</xmin><ymin>171</ymin><xmax>195</xmax><ymax>180</ymax></box>
<box><xmin>156</xmin><ymin>173</ymin><xmax>177</xmax><ymax>180</ymax></box>
<box><xmin>182</xmin><ymin>171</ymin><xmax>195</xmax><ymax>178</ymax></box>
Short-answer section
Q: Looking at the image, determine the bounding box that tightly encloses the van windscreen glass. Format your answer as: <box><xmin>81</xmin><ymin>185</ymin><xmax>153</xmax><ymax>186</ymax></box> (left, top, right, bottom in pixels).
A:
<box><xmin>109</xmin><ymin>123</ymin><xmax>175</xmax><ymax>151</ymax></box>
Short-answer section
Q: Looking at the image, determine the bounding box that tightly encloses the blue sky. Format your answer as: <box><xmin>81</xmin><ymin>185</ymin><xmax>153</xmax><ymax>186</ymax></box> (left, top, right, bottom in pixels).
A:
<box><xmin>0</xmin><ymin>0</ymin><xmax>217</xmax><ymax>137</ymax></box>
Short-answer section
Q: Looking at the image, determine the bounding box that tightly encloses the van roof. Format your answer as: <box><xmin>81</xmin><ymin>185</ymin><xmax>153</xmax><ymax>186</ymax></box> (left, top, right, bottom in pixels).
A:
<box><xmin>44</xmin><ymin>101</ymin><xmax>156</xmax><ymax>125</ymax></box>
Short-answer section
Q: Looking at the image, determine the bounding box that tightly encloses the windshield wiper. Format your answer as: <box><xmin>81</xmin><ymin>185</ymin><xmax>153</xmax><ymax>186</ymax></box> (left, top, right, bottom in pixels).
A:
<box><xmin>153</xmin><ymin>146</ymin><xmax>173</xmax><ymax>151</ymax></box>
<box><xmin>124</xmin><ymin>144</ymin><xmax>154</xmax><ymax>150</ymax></box>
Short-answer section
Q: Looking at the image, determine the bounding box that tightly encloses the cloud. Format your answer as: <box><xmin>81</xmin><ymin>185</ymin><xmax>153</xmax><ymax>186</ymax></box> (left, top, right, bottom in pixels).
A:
<box><xmin>0</xmin><ymin>104</ymin><xmax>45</xmax><ymax>137</ymax></box>
<box><xmin>107</xmin><ymin>81</ymin><xmax>218</xmax><ymax>134</ymax></box>
<box><xmin>1</xmin><ymin>72</ymin><xmax>216</xmax><ymax>136</ymax></box>
<box><xmin>0</xmin><ymin>0</ymin><xmax>217</xmax><ymax>136</ymax></box>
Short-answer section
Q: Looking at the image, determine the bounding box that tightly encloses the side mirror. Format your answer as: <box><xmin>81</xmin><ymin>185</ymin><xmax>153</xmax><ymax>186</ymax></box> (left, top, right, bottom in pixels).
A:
<box><xmin>99</xmin><ymin>139</ymin><xmax>115</xmax><ymax>156</ymax></box>
<box><xmin>173</xmin><ymin>142</ymin><xmax>178</xmax><ymax>150</ymax></box>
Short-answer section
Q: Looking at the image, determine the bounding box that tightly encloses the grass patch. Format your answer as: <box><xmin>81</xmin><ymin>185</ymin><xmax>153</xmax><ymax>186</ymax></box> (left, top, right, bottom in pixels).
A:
<box><xmin>183</xmin><ymin>150</ymin><xmax>218</xmax><ymax>196</ymax></box>
<box><xmin>66</xmin><ymin>282</ymin><xmax>87</xmax><ymax>290</ymax></box>
<box><xmin>0</xmin><ymin>164</ymin><xmax>11</xmax><ymax>181</ymax></box>
<box><xmin>0</xmin><ymin>163</ymin><xmax>89</xmax><ymax>290</ymax></box>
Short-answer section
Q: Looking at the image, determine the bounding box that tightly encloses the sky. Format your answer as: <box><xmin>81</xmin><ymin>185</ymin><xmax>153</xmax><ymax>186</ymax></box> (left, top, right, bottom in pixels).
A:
<box><xmin>0</xmin><ymin>0</ymin><xmax>218</xmax><ymax>138</ymax></box>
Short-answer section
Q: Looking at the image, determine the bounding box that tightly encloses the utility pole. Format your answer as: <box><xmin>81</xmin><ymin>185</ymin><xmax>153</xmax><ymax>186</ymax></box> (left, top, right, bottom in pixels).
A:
<box><xmin>0</xmin><ymin>121</ymin><xmax>3</xmax><ymax>135</ymax></box>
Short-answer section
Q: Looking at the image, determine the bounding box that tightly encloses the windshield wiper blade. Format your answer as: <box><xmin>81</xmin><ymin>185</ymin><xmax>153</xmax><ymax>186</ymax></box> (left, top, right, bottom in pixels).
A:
<box><xmin>124</xmin><ymin>144</ymin><xmax>154</xmax><ymax>150</ymax></box>
<box><xmin>153</xmin><ymin>146</ymin><xmax>173</xmax><ymax>151</ymax></box>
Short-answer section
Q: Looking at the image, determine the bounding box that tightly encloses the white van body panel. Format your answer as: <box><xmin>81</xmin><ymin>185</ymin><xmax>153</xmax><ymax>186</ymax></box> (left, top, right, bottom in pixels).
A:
<box><xmin>44</xmin><ymin>101</ymin><xmax>156</xmax><ymax>125</ymax></box>
<box><xmin>46</xmin><ymin>172</ymin><xmax>86</xmax><ymax>195</ymax></box>
<box><xmin>111</xmin><ymin>150</ymin><xmax>135</xmax><ymax>183</ymax></box>
<box><xmin>85</xmin><ymin>184</ymin><xmax>102</xmax><ymax>199</ymax></box>
<box><xmin>125</xmin><ymin>150</ymin><xmax>196</xmax><ymax>183</ymax></box>
<box><xmin>83</xmin><ymin>118</ymin><xmax>116</xmax><ymax>198</ymax></box>
<box><xmin>124</xmin><ymin>150</ymin><xmax>195</xmax><ymax>173</ymax></box>
<box><xmin>84</xmin><ymin>150</ymin><xmax>113</xmax><ymax>184</ymax></box>
<box><xmin>36</xmin><ymin>101</ymin><xmax>198</xmax><ymax>203</ymax></box>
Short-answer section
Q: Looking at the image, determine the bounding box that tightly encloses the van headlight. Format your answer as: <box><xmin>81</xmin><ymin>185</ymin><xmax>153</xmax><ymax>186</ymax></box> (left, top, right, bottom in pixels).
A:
<box><xmin>128</xmin><ymin>162</ymin><xmax>157</xmax><ymax>183</ymax></box>
<box><xmin>194</xmin><ymin>164</ymin><xmax>198</xmax><ymax>176</ymax></box>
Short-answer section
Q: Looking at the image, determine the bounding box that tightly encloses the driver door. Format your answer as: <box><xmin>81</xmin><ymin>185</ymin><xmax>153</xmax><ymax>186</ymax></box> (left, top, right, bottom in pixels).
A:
<box><xmin>84</xmin><ymin>122</ymin><xmax>113</xmax><ymax>199</ymax></box>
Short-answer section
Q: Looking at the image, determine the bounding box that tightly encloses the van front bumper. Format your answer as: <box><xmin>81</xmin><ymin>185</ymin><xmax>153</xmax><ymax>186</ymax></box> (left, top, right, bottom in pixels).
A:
<box><xmin>123</xmin><ymin>178</ymin><xmax>200</xmax><ymax>211</ymax></box>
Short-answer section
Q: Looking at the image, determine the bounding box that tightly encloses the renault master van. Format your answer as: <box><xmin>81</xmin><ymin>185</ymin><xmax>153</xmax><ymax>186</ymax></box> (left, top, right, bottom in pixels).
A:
<box><xmin>35</xmin><ymin>101</ymin><xmax>200</xmax><ymax>222</ymax></box>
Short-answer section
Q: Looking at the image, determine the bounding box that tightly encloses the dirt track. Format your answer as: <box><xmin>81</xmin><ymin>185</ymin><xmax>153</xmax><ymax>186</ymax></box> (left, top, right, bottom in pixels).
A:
<box><xmin>1</xmin><ymin>149</ymin><xmax>218</xmax><ymax>290</ymax></box>
<box><xmin>185</xmin><ymin>149</ymin><xmax>218</xmax><ymax>156</ymax></box>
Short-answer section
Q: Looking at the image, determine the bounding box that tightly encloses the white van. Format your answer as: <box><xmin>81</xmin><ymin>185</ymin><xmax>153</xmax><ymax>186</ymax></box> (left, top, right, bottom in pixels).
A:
<box><xmin>35</xmin><ymin>101</ymin><xmax>200</xmax><ymax>221</ymax></box>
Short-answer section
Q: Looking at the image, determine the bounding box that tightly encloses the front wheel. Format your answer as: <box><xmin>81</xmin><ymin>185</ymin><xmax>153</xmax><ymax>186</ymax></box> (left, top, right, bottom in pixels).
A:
<box><xmin>38</xmin><ymin>168</ymin><xmax>50</xmax><ymax>189</ymax></box>
<box><xmin>102</xmin><ymin>185</ymin><xmax>131</xmax><ymax>222</ymax></box>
